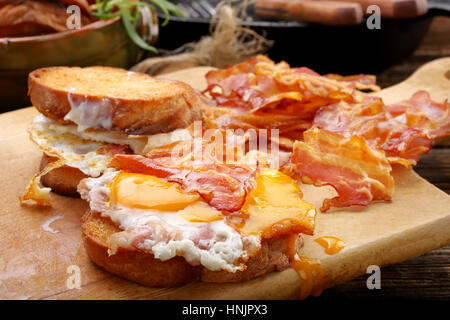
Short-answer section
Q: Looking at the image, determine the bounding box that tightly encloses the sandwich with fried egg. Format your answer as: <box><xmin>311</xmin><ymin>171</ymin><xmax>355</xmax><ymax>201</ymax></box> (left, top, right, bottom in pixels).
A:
<box><xmin>22</xmin><ymin>65</ymin><xmax>319</xmax><ymax>288</ymax></box>
<box><xmin>21</xmin><ymin>66</ymin><xmax>204</xmax><ymax>204</ymax></box>
<box><xmin>77</xmin><ymin>142</ymin><xmax>317</xmax><ymax>286</ymax></box>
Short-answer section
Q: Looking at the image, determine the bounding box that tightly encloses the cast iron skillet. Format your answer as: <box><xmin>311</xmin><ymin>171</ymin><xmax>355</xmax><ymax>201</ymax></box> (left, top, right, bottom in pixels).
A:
<box><xmin>156</xmin><ymin>0</ymin><xmax>449</xmax><ymax>74</ymax></box>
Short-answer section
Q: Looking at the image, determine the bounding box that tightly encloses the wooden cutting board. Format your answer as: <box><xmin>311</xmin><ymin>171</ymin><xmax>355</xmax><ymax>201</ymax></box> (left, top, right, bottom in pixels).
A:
<box><xmin>0</xmin><ymin>58</ymin><xmax>449</xmax><ymax>300</ymax></box>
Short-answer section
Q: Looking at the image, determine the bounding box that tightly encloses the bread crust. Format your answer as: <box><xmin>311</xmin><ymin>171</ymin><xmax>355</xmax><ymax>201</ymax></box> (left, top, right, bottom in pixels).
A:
<box><xmin>28</xmin><ymin>66</ymin><xmax>203</xmax><ymax>135</ymax></box>
<box><xmin>82</xmin><ymin>210</ymin><xmax>293</xmax><ymax>287</ymax></box>
<box><xmin>201</xmin><ymin>236</ymin><xmax>290</xmax><ymax>283</ymax></box>
<box><xmin>40</xmin><ymin>153</ymin><xmax>87</xmax><ymax>197</ymax></box>
<box><xmin>82</xmin><ymin>210</ymin><xmax>202</xmax><ymax>287</ymax></box>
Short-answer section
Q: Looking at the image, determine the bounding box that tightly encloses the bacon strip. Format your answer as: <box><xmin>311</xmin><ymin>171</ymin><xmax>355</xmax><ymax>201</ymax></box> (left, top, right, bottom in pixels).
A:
<box><xmin>313</xmin><ymin>91</ymin><xmax>449</xmax><ymax>165</ymax></box>
<box><xmin>291</xmin><ymin>128</ymin><xmax>394</xmax><ymax>212</ymax></box>
<box><xmin>324</xmin><ymin>74</ymin><xmax>380</xmax><ymax>92</ymax></box>
<box><xmin>109</xmin><ymin>139</ymin><xmax>256</xmax><ymax>212</ymax></box>
<box><xmin>202</xmin><ymin>55</ymin><xmax>372</xmax><ymax>138</ymax></box>
<box><xmin>385</xmin><ymin>91</ymin><xmax>450</xmax><ymax>140</ymax></box>
<box><xmin>204</xmin><ymin>55</ymin><xmax>365</xmax><ymax>116</ymax></box>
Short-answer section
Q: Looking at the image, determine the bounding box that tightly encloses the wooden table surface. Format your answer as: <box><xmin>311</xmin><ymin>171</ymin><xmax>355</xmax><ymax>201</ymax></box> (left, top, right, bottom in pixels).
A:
<box><xmin>320</xmin><ymin>16</ymin><xmax>450</xmax><ymax>300</ymax></box>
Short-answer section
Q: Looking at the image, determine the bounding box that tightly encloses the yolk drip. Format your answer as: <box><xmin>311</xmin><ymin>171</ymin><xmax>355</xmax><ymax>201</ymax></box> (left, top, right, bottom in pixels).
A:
<box><xmin>287</xmin><ymin>234</ymin><xmax>326</xmax><ymax>300</ymax></box>
<box><xmin>315</xmin><ymin>236</ymin><xmax>345</xmax><ymax>255</ymax></box>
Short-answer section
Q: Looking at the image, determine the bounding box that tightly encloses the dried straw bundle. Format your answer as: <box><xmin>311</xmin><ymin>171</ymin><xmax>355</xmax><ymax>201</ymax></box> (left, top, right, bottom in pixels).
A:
<box><xmin>131</xmin><ymin>0</ymin><xmax>273</xmax><ymax>75</ymax></box>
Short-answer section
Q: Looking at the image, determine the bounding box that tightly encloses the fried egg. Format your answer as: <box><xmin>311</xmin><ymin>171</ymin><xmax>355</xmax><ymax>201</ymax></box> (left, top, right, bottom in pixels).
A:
<box><xmin>30</xmin><ymin>115</ymin><xmax>116</xmax><ymax>177</ymax></box>
<box><xmin>78</xmin><ymin>166</ymin><xmax>317</xmax><ymax>272</ymax></box>
<box><xmin>78</xmin><ymin>170</ymin><xmax>255</xmax><ymax>272</ymax></box>
<box><xmin>21</xmin><ymin>115</ymin><xmax>193</xmax><ymax>206</ymax></box>
<box><xmin>31</xmin><ymin>115</ymin><xmax>193</xmax><ymax>176</ymax></box>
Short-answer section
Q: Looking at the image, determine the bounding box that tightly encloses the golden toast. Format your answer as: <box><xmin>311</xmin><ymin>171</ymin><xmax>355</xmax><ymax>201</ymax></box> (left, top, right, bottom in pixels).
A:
<box><xmin>29</xmin><ymin>66</ymin><xmax>203</xmax><ymax>135</ymax></box>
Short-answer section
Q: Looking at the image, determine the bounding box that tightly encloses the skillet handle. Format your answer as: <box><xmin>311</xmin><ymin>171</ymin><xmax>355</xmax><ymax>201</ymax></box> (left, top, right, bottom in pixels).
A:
<box><xmin>254</xmin><ymin>0</ymin><xmax>364</xmax><ymax>26</ymax></box>
<box><xmin>315</xmin><ymin>0</ymin><xmax>429</xmax><ymax>18</ymax></box>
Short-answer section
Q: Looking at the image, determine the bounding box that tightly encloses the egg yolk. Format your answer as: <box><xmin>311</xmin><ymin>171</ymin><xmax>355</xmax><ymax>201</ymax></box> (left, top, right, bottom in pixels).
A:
<box><xmin>109</xmin><ymin>172</ymin><xmax>199</xmax><ymax>211</ymax></box>
<box><xmin>178</xmin><ymin>201</ymin><xmax>224</xmax><ymax>223</ymax></box>
<box><xmin>234</xmin><ymin>169</ymin><xmax>316</xmax><ymax>238</ymax></box>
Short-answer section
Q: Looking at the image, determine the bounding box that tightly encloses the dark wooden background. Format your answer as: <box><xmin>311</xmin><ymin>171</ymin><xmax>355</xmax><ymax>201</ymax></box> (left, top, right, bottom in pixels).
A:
<box><xmin>318</xmin><ymin>16</ymin><xmax>450</xmax><ymax>300</ymax></box>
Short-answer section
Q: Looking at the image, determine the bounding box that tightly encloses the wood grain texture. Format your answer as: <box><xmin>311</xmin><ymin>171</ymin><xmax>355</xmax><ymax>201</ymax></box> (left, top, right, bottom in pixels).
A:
<box><xmin>321</xmin><ymin>246</ymin><xmax>450</xmax><ymax>300</ymax></box>
<box><xmin>321</xmin><ymin>148</ymin><xmax>450</xmax><ymax>301</ymax></box>
<box><xmin>0</xmin><ymin>59</ymin><xmax>449</xmax><ymax>300</ymax></box>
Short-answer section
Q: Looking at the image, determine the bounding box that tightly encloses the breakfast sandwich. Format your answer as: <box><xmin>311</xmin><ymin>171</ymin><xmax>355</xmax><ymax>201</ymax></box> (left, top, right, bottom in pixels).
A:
<box><xmin>77</xmin><ymin>136</ymin><xmax>317</xmax><ymax>286</ymax></box>
<box><xmin>15</xmin><ymin>54</ymin><xmax>450</xmax><ymax>299</ymax></box>
<box><xmin>21</xmin><ymin>66</ymin><xmax>204</xmax><ymax>205</ymax></box>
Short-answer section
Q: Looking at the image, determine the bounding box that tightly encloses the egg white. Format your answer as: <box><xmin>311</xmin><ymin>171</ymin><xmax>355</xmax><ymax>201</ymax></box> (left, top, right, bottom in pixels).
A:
<box><xmin>79</xmin><ymin>170</ymin><xmax>260</xmax><ymax>272</ymax></box>
<box><xmin>30</xmin><ymin>115</ymin><xmax>193</xmax><ymax>177</ymax></box>
<box><xmin>30</xmin><ymin>115</ymin><xmax>116</xmax><ymax>177</ymax></box>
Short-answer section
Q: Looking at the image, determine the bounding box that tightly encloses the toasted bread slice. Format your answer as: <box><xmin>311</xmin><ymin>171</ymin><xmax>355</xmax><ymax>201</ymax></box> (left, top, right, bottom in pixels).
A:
<box><xmin>28</xmin><ymin>66</ymin><xmax>203</xmax><ymax>135</ymax></box>
<box><xmin>82</xmin><ymin>210</ymin><xmax>293</xmax><ymax>287</ymax></box>
<box><xmin>82</xmin><ymin>210</ymin><xmax>201</xmax><ymax>287</ymax></box>
<box><xmin>39</xmin><ymin>153</ymin><xmax>87</xmax><ymax>197</ymax></box>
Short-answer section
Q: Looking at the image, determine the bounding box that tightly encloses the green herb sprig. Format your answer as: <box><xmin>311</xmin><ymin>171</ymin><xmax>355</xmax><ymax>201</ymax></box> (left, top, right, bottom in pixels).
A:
<box><xmin>91</xmin><ymin>0</ymin><xmax>183</xmax><ymax>53</ymax></box>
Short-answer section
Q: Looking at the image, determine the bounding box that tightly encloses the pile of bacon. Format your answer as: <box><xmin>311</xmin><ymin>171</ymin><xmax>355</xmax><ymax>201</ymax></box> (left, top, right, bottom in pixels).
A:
<box><xmin>201</xmin><ymin>55</ymin><xmax>379</xmax><ymax>144</ymax></box>
<box><xmin>197</xmin><ymin>55</ymin><xmax>450</xmax><ymax>212</ymax></box>
<box><xmin>111</xmin><ymin>55</ymin><xmax>449</xmax><ymax>214</ymax></box>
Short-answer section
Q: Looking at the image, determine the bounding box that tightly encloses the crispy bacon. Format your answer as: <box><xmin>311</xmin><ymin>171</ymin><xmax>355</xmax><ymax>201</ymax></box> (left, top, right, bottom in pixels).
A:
<box><xmin>324</xmin><ymin>74</ymin><xmax>380</xmax><ymax>92</ymax></box>
<box><xmin>291</xmin><ymin>128</ymin><xmax>394</xmax><ymax>212</ymax></box>
<box><xmin>109</xmin><ymin>139</ymin><xmax>256</xmax><ymax>212</ymax></box>
<box><xmin>384</xmin><ymin>91</ymin><xmax>450</xmax><ymax>139</ymax></box>
<box><xmin>202</xmin><ymin>105</ymin><xmax>310</xmax><ymax>147</ymax></box>
<box><xmin>202</xmin><ymin>105</ymin><xmax>311</xmax><ymax>132</ymax></box>
<box><xmin>204</xmin><ymin>55</ymin><xmax>363</xmax><ymax>117</ymax></box>
<box><xmin>108</xmin><ymin>153</ymin><xmax>178</xmax><ymax>179</ymax></box>
<box><xmin>313</xmin><ymin>91</ymin><xmax>450</xmax><ymax>165</ymax></box>
<box><xmin>202</xmin><ymin>56</ymin><xmax>447</xmax><ymax>168</ymax></box>
<box><xmin>202</xmin><ymin>55</ymin><xmax>376</xmax><ymax>140</ymax></box>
